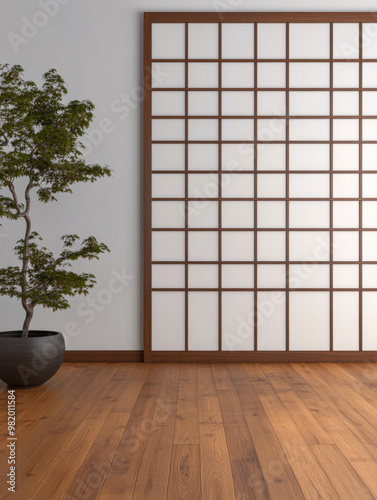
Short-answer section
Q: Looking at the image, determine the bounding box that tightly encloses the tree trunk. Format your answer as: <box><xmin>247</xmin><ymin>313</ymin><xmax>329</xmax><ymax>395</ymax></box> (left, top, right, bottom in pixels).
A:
<box><xmin>21</xmin><ymin>306</ymin><xmax>34</xmax><ymax>338</ymax></box>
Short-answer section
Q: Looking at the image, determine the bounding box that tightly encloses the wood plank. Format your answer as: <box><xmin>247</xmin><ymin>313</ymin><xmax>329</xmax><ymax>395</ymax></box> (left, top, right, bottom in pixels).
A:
<box><xmin>167</xmin><ymin>444</ymin><xmax>201</xmax><ymax>500</ymax></box>
<box><xmin>199</xmin><ymin>423</ymin><xmax>236</xmax><ymax>500</ymax></box>
<box><xmin>311</xmin><ymin>444</ymin><xmax>374</xmax><ymax>500</ymax></box>
<box><xmin>197</xmin><ymin>364</ymin><xmax>223</xmax><ymax>424</ymax></box>
<box><xmin>259</xmin><ymin>394</ymin><xmax>339</xmax><ymax>499</ymax></box>
<box><xmin>244</xmin><ymin>410</ymin><xmax>304</xmax><ymax>500</ymax></box>
<box><xmin>224</xmin><ymin>422</ymin><xmax>270</xmax><ymax>499</ymax></box>
<box><xmin>173</xmin><ymin>364</ymin><xmax>200</xmax><ymax>445</ymax></box>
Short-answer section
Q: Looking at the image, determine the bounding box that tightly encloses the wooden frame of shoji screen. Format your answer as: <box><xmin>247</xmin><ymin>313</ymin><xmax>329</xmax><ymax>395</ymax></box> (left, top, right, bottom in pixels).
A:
<box><xmin>144</xmin><ymin>12</ymin><xmax>377</xmax><ymax>362</ymax></box>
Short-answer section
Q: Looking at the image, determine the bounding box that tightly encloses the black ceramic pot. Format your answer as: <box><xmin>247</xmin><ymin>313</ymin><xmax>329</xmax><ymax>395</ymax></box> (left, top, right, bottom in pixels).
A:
<box><xmin>0</xmin><ymin>331</ymin><xmax>65</xmax><ymax>388</ymax></box>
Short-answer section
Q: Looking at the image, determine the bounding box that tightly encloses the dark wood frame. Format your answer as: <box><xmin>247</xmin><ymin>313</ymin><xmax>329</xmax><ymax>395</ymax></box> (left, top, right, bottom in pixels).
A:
<box><xmin>144</xmin><ymin>12</ymin><xmax>377</xmax><ymax>363</ymax></box>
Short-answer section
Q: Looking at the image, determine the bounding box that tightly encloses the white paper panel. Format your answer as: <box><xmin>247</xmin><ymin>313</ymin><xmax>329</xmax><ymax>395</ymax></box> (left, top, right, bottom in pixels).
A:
<box><xmin>289</xmin><ymin>264</ymin><xmax>330</xmax><ymax>288</ymax></box>
<box><xmin>289</xmin><ymin>174</ymin><xmax>329</xmax><ymax>198</ymax></box>
<box><xmin>188</xmin><ymin>63</ymin><xmax>218</xmax><ymax>88</ymax></box>
<box><xmin>363</xmin><ymin>264</ymin><xmax>377</xmax><ymax>288</ymax></box>
<box><xmin>152</xmin><ymin>174</ymin><xmax>185</xmax><ymax>198</ymax></box>
<box><xmin>363</xmin><ymin>119</ymin><xmax>377</xmax><ymax>140</ymax></box>
<box><xmin>333</xmin><ymin>264</ymin><xmax>359</xmax><ymax>288</ymax></box>
<box><xmin>222</xmin><ymin>119</ymin><xmax>253</xmax><ymax>141</ymax></box>
<box><xmin>257</xmin><ymin>201</ymin><xmax>286</xmax><ymax>228</ymax></box>
<box><xmin>222</xmin><ymin>232</ymin><xmax>254</xmax><ymax>261</ymax></box>
<box><xmin>290</xmin><ymin>201</ymin><xmax>329</xmax><ymax>228</ymax></box>
<box><xmin>257</xmin><ymin>63</ymin><xmax>286</xmax><ymax>88</ymax></box>
<box><xmin>152</xmin><ymin>119</ymin><xmax>185</xmax><ymax>141</ymax></box>
<box><xmin>188</xmin><ymin>173</ymin><xmax>218</xmax><ymax>198</ymax></box>
<box><xmin>364</xmin><ymin>171</ymin><xmax>377</xmax><ymax>194</ymax></box>
<box><xmin>222</xmin><ymin>63</ymin><xmax>254</xmax><ymax>88</ymax></box>
<box><xmin>152</xmin><ymin>264</ymin><xmax>185</xmax><ymax>288</ymax></box>
<box><xmin>152</xmin><ymin>292</ymin><xmax>185</xmax><ymax>350</ymax></box>
<box><xmin>290</xmin><ymin>63</ymin><xmax>329</xmax><ymax>88</ymax></box>
<box><xmin>188</xmin><ymin>92</ymin><xmax>218</xmax><ymax>116</ymax></box>
<box><xmin>222</xmin><ymin>92</ymin><xmax>254</xmax><ymax>116</ymax></box>
<box><xmin>222</xmin><ymin>143</ymin><xmax>254</xmax><ymax>171</ymax></box>
<box><xmin>188</xmin><ymin>232</ymin><xmax>218</xmax><ymax>261</ymax></box>
<box><xmin>333</xmin><ymin>174</ymin><xmax>359</xmax><ymax>198</ymax></box>
<box><xmin>257</xmin><ymin>92</ymin><xmax>286</xmax><ymax>116</ymax></box>
<box><xmin>222</xmin><ymin>24</ymin><xmax>254</xmax><ymax>59</ymax></box>
<box><xmin>289</xmin><ymin>232</ymin><xmax>330</xmax><ymax>262</ymax></box>
<box><xmin>257</xmin><ymin>232</ymin><xmax>286</xmax><ymax>261</ymax></box>
<box><xmin>333</xmin><ymin>92</ymin><xmax>359</xmax><ymax>116</ymax></box>
<box><xmin>363</xmin><ymin>24</ymin><xmax>377</xmax><ymax>58</ymax></box>
<box><xmin>188</xmin><ymin>144</ymin><xmax>218</xmax><ymax>170</ymax></box>
<box><xmin>333</xmin><ymin>144</ymin><xmax>359</xmax><ymax>170</ymax></box>
<box><xmin>333</xmin><ymin>119</ymin><xmax>359</xmax><ymax>141</ymax></box>
<box><xmin>222</xmin><ymin>292</ymin><xmax>254</xmax><ymax>351</ymax></box>
<box><xmin>257</xmin><ymin>119</ymin><xmax>286</xmax><ymax>141</ymax></box>
<box><xmin>289</xmin><ymin>144</ymin><xmax>330</xmax><ymax>171</ymax></box>
<box><xmin>188</xmin><ymin>23</ymin><xmax>218</xmax><ymax>59</ymax></box>
<box><xmin>151</xmin><ymin>63</ymin><xmax>185</xmax><ymax>88</ymax></box>
<box><xmin>188</xmin><ymin>119</ymin><xmax>218</xmax><ymax>141</ymax></box>
<box><xmin>257</xmin><ymin>264</ymin><xmax>286</xmax><ymax>288</ymax></box>
<box><xmin>333</xmin><ymin>232</ymin><xmax>359</xmax><ymax>261</ymax></box>
<box><xmin>222</xmin><ymin>264</ymin><xmax>254</xmax><ymax>288</ymax></box>
<box><xmin>363</xmin><ymin>63</ymin><xmax>377</xmax><ymax>88</ymax></box>
<box><xmin>152</xmin><ymin>91</ymin><xmax>185</xmax><ymax>116</ymax></box>
<box><xmin>152</xmin><ymin>144</ymin><xmax>185</xmax><ymax>171</ymax></box>
<box><xmin>363</xmin><ymin>201</ymin><xmax>377</xmax><ymax>228</ymax></box>
<box><xmin>333</xmin><ymin>292</ymin><xmax>359</xmax><ymax>351</ymax></box>
<box><xmin>363</xmin><ymin>232</ymin><xmax>377</xmax><ymax>261</ymax></box>
<box><xmin>289</xmin><ymin>292</ymin><xmax>330</xmax><ymax>350</ymax></box>
<box><xmin>152</xmin><ymin>201</ymin><xmax>185</xmax><ymax>228</ymax></box>
<box><xmin>289</xmin><ymin>92</ymin><xmax>329</xmax><ymax>116</ymax></box>
<box><xmin>289</xmin><ymin>24</ymin><xmax>330</xmax><ymax>59</ymax></box>
<box><xmin>363</xmin><ymin>92</ymin><xmax>377</xmax><ymax>115</ymax></box>
<box><xmin>257</xmin><ymin>291</ymin><xmax>286</xmax><ymax>351</ymax></box>
<box><xmin>257</xmin><ymin>144</ymin><xmax>286</xmax><ymax>170</ymax></box>
<box><xmin>257</xmin><ymin>23</ymin><xmax>286</xmax><ymax>59</ymax></box>
<box><xmin>257</xmin><ymin>174</ymin><xmax>286</xmax><ymax>198</ymax></box>
<box><xmin>289</xmin><ymin>120</ymin><xmax>330</xmax><ymax>141</ymax></box>
<box><xmin>187</xmin><ymin>201</ymin><xmax>218</xmax><ymax>228</ymax></box>
<box><xmin>188</xmin><ymin>264</ymin><xmax>218</xmax><ymax>288</ymax></box>
<box><xmin>188</xmin><ymin>292</ymin><xmax>218</xmax><ymax>350</ymax></box>
<box><xmin>362</xmin><ymin>144</ymin><xmax>377</xmax><ymax>170</ymax></box>
<box><xmin>152</xmin><ymin>24</ymin><xmax>185</xmax><ymax>59</ymax></box>
<box><xmin>152</xmin><ymin>231</ymin><xmax>185</xmax><ymax>261</ymax></box>
<box><xmin>363</xmin><ymin>292</ymin><xmax>377</xmax><ymax>350</ymax></box>
<box><xmin>222</xmin><ymin>174</ymin><xmax>254</xmax><ymax>198</ymax></box>
<box><xmin>333</xmin><ymin>201</ymin><xmax>359</xmax><ymax>228</ymax></box>
<box><xmin>333</xmin><ymin>23</ymin><xmax>359</xmax><ymax>59</ymax></box>
<box><xmin>333</xmin><ymin>63</ymin><xmax>359</xmax><ymax>88</ymax></box>
<box><xmin>222</xmin><ymin>201</ymin><xmax>254</xmax><ymax>228</ymax></box>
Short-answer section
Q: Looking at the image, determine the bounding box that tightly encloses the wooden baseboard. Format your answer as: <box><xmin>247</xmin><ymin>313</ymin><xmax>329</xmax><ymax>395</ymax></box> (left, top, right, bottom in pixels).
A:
<box><xmin>148</xmin><ymin>351</ymin><xmax>377</xmax><ymax>363</ymax></box>
<box><xmin>63</xmin><ymin>351</ymin><xmax>143</xmax><ymax>363</ymax></box>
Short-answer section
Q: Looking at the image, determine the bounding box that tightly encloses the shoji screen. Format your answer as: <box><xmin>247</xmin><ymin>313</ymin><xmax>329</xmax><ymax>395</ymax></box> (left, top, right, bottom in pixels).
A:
<box><xmin>144</xmin><ymin>13</ymin><xmax>377</xmax><ymax>362</ymax></box>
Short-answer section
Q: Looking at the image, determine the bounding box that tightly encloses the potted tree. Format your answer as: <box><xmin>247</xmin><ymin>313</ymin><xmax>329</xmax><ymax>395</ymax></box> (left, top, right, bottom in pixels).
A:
<box><xmin>0</xmin><ymin>64</ymin><xmax>111</xmax><ymax>387</ymax></box>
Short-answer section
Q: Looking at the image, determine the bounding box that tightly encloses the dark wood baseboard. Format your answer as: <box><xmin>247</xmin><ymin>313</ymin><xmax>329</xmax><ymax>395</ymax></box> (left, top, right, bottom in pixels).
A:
<box><xmin>63</xmin><ymin>351</ymin><xmax>143</xmax><ymax>363</ymax></box>
<box><xmin>149</xmin><ymin>351</ymin><xmax>377</xmax><ymax>363</ymax></box>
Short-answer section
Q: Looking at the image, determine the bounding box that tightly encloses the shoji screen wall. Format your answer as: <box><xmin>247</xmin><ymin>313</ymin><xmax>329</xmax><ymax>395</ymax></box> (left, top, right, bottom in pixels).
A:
<box><xmin>144</xmin><ymin>13</ymin><xmax>377</xmax><ymax>362</ymax></box>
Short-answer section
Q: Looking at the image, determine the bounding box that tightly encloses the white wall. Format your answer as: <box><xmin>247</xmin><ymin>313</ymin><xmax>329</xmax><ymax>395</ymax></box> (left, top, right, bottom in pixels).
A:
<box><xmin>0</xmin><ymin>0</ymin><xmax>376</xmax><ymax>351</ymax></box>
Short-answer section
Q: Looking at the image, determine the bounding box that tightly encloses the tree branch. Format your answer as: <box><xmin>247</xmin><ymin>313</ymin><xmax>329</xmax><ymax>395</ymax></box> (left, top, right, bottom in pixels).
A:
<box><xmin>8</xmin><ymin>183</ymin><xmax>22</xmax><ymax>216</ymax></box>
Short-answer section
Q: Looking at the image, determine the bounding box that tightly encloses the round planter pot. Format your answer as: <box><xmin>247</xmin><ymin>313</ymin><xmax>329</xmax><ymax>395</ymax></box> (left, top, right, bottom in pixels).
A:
<box><xmin>0</xmin><ymin>331</ymin><xmax>65</xmax><ymax>388</ymax></box>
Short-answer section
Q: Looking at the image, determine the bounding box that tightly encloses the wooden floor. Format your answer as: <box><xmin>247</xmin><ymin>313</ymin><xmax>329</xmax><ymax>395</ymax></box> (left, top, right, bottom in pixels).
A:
<box><xmin>1</xmin><ymin>363</ymin><xmax>377</xmax><ymax>499</ymax></box>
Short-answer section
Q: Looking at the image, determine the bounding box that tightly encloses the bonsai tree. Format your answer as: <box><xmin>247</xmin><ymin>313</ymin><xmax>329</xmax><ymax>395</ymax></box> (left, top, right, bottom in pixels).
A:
<box><xmin>0</xmin><ymin>64</ymin><xmax>111</xmax><ymax>338</ymax></box>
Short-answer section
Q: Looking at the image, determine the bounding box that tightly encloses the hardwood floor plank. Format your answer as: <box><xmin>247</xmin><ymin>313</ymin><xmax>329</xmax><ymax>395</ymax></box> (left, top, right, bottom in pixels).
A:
<box><xmin>224</xmin><ymin>422</ymin><xmax>270</xmax><ymax>499</ymax></box>
<box><xmin>199</xmin><ymin>422</ymin><xmax>236</xmax><ymax>500</ymax></box>
<box><xmin>173</xmin><ymin>364</ymin><xmax>200</xmax><ymax>445</ymax></box>
<box><xmin>228</xmin><ymin>364</ymin><xmax>264</xmax><ymax>411</ymax></box>
<box><xmin>167</xmin><ymin>444</ymin><xmax>201</xmax><ymax>500</ymax></box>
<box><xmin>244</xmin><ymin>410</ymin><xmax>304</xmax><ymax>500</ymax></box>
<box><xmin>311</xmin><ymin>444</ymin><xmax>374</xmax><ymax>500</ymax></box>
<box><xmin>197</xmin><ymin>364</ymin><xmax>223</xmax><ymax>424</ymax></box>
